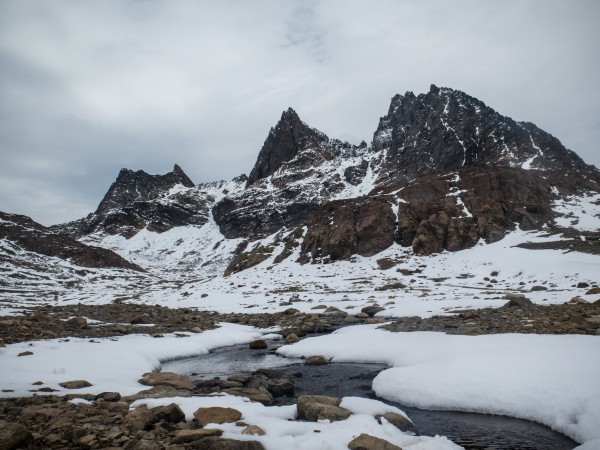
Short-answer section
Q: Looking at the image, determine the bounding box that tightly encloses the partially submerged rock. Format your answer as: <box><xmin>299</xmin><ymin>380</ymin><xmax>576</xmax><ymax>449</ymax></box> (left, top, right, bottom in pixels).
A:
<box><xmin>376</xmin><ymin>412</ymin><xmax>417</xmax><ymax>433</ymax></box>
<box><xmin>305</xmin><ymin>355</ymin><xmax>329</xmax><ymax>366</ymax></box>
<box><xmin>223</xmin><ymin>387</ymin><xmax>274</xmax><ymax>406</ymax></box>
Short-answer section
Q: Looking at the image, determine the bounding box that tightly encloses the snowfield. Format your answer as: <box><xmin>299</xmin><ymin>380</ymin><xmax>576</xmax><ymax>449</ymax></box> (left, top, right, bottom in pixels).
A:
<box><xmin>0</xmin><ymin>323</ymin><xmax>265</xmax><ymax>397</ymax></box>
<box><xmin>278</xmin><ymin>325</ymin><xmax>600</xmax><ymax>448</ymax></box>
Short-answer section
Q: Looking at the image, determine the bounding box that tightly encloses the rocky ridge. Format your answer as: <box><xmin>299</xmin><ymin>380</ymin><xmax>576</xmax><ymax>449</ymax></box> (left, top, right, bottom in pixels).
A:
<box><xmin>0</xmin><ymin>212</ymin><xmax>141</xmax><ymax>272</ymax></box>
<box><xmin>47</xmin><ymin>85</ymin><xmax>600</xmax><ymax>277</ymax></box>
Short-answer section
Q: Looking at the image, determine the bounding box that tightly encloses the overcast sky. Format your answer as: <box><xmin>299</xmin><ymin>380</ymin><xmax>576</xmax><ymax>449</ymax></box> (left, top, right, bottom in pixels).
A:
<box><xmin>1</xmin><ymin>0</ymin><xmax>599</xmax><ymax>225</ymax></box>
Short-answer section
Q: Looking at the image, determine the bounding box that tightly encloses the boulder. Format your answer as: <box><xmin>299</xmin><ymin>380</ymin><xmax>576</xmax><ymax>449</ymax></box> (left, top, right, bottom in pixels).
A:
<box><xmin>586</xmin><ymin>287</ymin><xmax>600</xmax><ymax>295</ymax></box>
<box><xmin>249</xmin><ymin>339</ymin><xmax>268</xmax><ymax>349</ymax></box>
<box><xmin>376</xmin><ymin>412</ymin><xmax>417</xmax><ymax>433</ymax></box>
<box><xmin>59</xmin><ymin>380</ymin><xmax>92</xmax><ymax>389</ymax></box>
<box><xmin>194</xmin><ymin>407</ymin><xmax>242</xmax><ymax>426</ymax></box>
<box><xmin>0</xmin><ymin>421</ymin><xmax>33</xmax><ymax>450</ymax></box>
<box><xmin>348</xmin><ymin>433</ymin><xmax>402</xmax><ymax>450</ymax></box>
<box><xmin>223</xmin><ymin>387</ymin><xmax>274</xmax><ymax>406</ymax></box>
<box><xmin>191</xmin><ymin>438</ymin><xmax>265</xmax><ymax>450</ymax></box>
<box><xmin>530</xmin><ymin>285</ymin><xmax>548</xmax><ymax>292</ymax></box>
<box><xmin>173</xmin><ymin>428</ymin><xmax>223</xmax><ymax>444</ymax></box>
<box><xmin>285</xmin><ymin>333</ymin><xmax>299</xmax><ymax>343</ymax></box>
<box><xmin>504</xmin><ymin>296</ymin><xmax>533</xmax><ymax>308</ymax></box>
<box><xmin>242</xmin><ymin>425</ymin><xmax>266</xmax><ymax>436</ymax></box>
<box><xmin>124</xmin><ymin>405</ymin><xmax>155</xmax><ymax>432</ymax></box>
<box><xmin>297</xmin><ymin>395</ymin><xmax>351</xmax><ymax>422</ymax></box>
<box><xmin>138</xmin><ymin>371</ymin><xmax>195</xmax><ymax>390</ymax></box>
<box><xmin>246</xmin><ymin>374</ymin><xmax>294</xmax><ymax>397</ymax></box>
<box><xmin>151</xmin><ymin>403</ymin><xmax>186</xmax><ymax>423</ymax></box>
<box><xmin>66</xmin><ymin>316</ymin><xmax>88</xmax><ymax>328</ymax></box>
<box><xmin>95</xmin><ymin>392</ymin><xmax>121</xmax><ymax>402</ymax></box>
<box><xmin>361</xmin><ymin>306</ymin><xmax>385</xmax><ymax>317</ymax></box>
<box><xmin>305</xmin><ymin>355</ymin><xmax>329</xmax><ymax>366</ymax></box>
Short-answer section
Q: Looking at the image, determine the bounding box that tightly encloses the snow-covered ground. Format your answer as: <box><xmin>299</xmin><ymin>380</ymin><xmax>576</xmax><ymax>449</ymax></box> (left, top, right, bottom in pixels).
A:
<box><xmin>132</xmin><ymin>395</ymin><xmax>460</xmax><ymax>450</ymax></box>
<box><xmin>278</xmin><ymin>325</ymin><xmax>600</xmax><ymax>448</ymax></box>
<box><xmin>553</xmin><ymin>192</ymin><xmax>600</xmax><ymax>231</ymax></box>
<box><xmin>129</xmin><ymin>228</ymin><xmax>600</xmax><ymax>318</ymax></box>
<box><xmin>0</xmin><ymin>323</ymin><xmax>265</xmax><ymax>397</ymax></box>
<box><xmin>0</xmin><ymin>323</ymin><xmax>460</xmax><ymax>449</ymax></box>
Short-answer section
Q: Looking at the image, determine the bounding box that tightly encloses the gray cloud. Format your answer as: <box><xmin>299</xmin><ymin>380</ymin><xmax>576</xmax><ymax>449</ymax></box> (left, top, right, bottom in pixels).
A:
<box><xmin>1</xmin><ymin>0</ymin><xmax>598</xmax><ymax>225</ymax></box>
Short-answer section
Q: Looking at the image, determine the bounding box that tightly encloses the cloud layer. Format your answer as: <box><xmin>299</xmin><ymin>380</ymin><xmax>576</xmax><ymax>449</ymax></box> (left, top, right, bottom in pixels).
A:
<box><xmin>1</xmin><ymin>0</ymin><xmax>599</xmax><ymax>225</ymax></box>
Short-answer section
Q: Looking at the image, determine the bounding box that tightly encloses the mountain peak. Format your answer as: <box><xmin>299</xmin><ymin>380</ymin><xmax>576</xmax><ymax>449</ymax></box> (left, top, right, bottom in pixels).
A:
<box><xmin>246</xmin><ymin>108</ymin><xmax>328</xmax><ymax>187</ymax></box>
<box><xmin>96</xmin><ymin>165</ymin><xmax>195</xmax><ymax>216</ymax></box>
<box><xmin>171</xmin><ymin>164</ymin><xmax>195</xmax><ymax>188</ymax></box>
<box><xmin>372</xmin><ymin>86</ymin><xmax>593</xmax><ymax>179</ymax></box>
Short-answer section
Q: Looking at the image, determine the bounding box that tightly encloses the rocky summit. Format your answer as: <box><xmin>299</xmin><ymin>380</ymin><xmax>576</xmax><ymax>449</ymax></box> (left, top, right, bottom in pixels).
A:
<box><xmin>4</xmin><ymin>85</ymin><xmax>600</xmax><ymax>284</ymax></box>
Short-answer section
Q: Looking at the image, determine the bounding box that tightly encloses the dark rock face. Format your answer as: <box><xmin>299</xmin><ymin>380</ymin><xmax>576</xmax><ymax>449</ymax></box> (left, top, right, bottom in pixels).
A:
<box><xmin>96</xmin><ymin>164</ymin><xmax>194</xmax><ymax>216</ymax></box>
<box><xmin>55</xmin><ymin>165</ymin><xmax>212</xmax><ymax>238</ymax></box>
<box><xmin>301</xmin><ymin>197</ymin><xmax>396</xmax><ymax>261</ymax></box>
<box><xmin>213</xmin><ymin>191</ymin><xmax>321</xmax><ymax>240</ymax></box>
<box><xmin>0</xmin><ymin>212</ymin><xmax>142</xmax><ymax>271</ymax></box>
<box><xmin>372</xmin><ymin>84</ymin><xmax>594</xmax><ymax>187</ymax></box>
<box><xmin>396</xmin><ymin>167</ymin><xmax>555</xmax><ymax>255</ymax></box>
<box><xmin>246</xmin><ymin>108</ymin><xmax>329</xmax><ymax>187</ymax></box>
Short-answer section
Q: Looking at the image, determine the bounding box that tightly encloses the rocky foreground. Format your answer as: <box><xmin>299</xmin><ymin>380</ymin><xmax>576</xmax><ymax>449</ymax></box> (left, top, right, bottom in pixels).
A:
<box><xmin>1</xmin><ymin>298</ymin><xmax>599</xmax><ymax>449</ymax></box>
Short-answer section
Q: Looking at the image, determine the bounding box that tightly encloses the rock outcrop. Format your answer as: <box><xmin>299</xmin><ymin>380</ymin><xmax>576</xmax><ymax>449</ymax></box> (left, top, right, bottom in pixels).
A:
<box><xmin>246</xmin><ymin>108</ymin><xmax>329</xmax><ymax>187</ymax></box>
<box><xmin>372</xmin><ymin>84</ymin><xmax>594</xmax><ymax>188</ymax></box>
<box><xmin>47</xmin><ymin>85</ymin><xmax>600</xmax><ymax>273</ymax></box>
<box><xmin>0</xmin><ymin>212</ymin><xmax>142</xmax><ymax>271</ymax></box>
<box><xmin>300</xmin><ymin>197</ymin><xmax>396</xmax><ymax>261</ymax></box>
<box><xmin>54</xmin><ymin>165</ymin><xmax>211</xmax><ymax>238</ymax></box>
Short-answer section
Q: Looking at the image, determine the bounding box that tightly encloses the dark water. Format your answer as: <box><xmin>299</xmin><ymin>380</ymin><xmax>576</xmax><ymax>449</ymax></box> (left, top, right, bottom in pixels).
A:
<box><xmin>161</xmin><ymin>341</ymin><xmax>577</xmax><ymax>450</ymax></box>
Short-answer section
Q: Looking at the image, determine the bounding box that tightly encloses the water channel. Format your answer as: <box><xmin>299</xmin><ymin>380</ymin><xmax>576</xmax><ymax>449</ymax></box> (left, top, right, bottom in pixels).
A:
<box><xmin>161</xmin><ymin>339</ymin><xmax>577</xmax><ymax>450</ymax></box>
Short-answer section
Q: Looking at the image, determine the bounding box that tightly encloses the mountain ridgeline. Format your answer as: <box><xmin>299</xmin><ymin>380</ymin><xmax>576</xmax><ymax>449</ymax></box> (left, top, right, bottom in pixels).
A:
<box><xmin>48</xmin><ymin>85</ymin><xmax>599</xmax><ymax>274</ymax></box>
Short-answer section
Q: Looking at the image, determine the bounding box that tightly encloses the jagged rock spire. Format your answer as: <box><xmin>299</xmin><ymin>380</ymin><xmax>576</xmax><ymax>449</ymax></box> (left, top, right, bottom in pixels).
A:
<box><xmin>246</xmin><ymin>108</ymin><xmax>328</xmax><ymax>187</ymax></box>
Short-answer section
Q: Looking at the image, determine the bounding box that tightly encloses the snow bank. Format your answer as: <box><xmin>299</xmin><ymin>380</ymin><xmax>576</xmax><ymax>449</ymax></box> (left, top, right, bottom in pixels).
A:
<box><xmin>131</xmin><ymin>394</ymin><xmax>460</xmax><ymax>450</ymax></box>
<box><xmin>0</xmin><ymin>323</ymin><xmax>265</xmax><ymax>397</ymax></box>
<box><xmin>278</xmin><ymin>325</ymin><xmax>600</xmax><ymax>445</ymax></box>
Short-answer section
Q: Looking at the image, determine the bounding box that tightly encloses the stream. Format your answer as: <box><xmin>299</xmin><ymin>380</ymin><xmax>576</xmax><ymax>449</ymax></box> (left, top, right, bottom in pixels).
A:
<box><xmin>161</xmin><ymin>339</ymin><xmax>577</xmax><ymax>450</ymax></box>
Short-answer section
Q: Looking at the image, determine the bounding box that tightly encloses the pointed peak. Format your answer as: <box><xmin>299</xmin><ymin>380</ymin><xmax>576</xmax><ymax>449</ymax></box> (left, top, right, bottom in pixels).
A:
<box><xmin>170</xmin><ymin>164</ymin><xmax>194</xmax><ymax>187</ymax></box>
<box><xmin>429</xmin><ymin>84</ymin><xmax>440</xmax><ymax>95</ymax></box>
<box><xmin>281</xmin><ymin>107</ymin><xmax>300</xmax><ymax>121</ymax></box>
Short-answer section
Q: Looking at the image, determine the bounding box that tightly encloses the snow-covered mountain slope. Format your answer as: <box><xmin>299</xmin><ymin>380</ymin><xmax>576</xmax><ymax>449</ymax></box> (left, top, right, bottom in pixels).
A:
<box><xmin>40</xmin><ymin>85</ymin><xmax>600</xmax><ymax>285</ymax></box>
<box><xmin>0</xmin><ymin>236</ymin><xmax>150</xmax><ymax>314</ymax></box>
